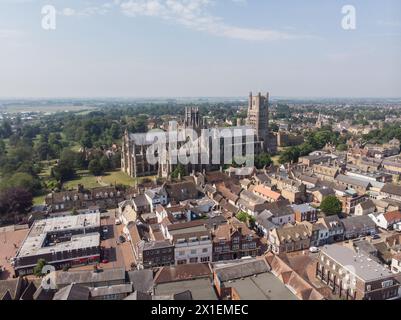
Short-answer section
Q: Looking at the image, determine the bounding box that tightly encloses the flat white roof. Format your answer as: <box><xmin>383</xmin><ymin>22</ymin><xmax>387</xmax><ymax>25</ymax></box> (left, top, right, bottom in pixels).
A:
<box><xmin>322</xmin><ymin>244</ymin><xmax>393</xmax><ymax>282</ymax></box>
<box><xmin>16</xmin><ymin>213</ymin><xmax>100</xmax><ymax>258</ymax></box>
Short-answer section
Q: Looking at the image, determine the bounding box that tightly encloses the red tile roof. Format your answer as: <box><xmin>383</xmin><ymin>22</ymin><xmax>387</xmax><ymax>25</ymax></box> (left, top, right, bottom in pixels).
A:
<box><xmin>253</xmin><ymin>185</ymin><xmax>282</xmax><ymax>201</ymax></box>
<box><xmin>383</xmin><ymin>211</ymin><xmax>401</xmax><ymax>223</ymax></box>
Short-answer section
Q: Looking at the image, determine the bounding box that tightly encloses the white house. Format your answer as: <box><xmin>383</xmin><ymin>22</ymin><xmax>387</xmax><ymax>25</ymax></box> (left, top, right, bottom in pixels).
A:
<box><xmin>163</xmin><ymin>221</ymin><xmax>213</xmax><ymax>265</ymax></box>
<box><xmin>144</xmin><ymin>186</ymin><xmax>168</xmax><ymax>212</ymax></box>
<box><xmin>354</xmin><ymin>200</ymin><xmax>376</xmax><ymax>216</ymax></box>
<box><xmin>268</xmin><ymin>206</ymin><xmax>295</xmax><ymax>226</ymax></box>
<box><xmin>369</xmin><ymin>211</ymin><xmax>401</xmax><ymax>230</ymax></box>
<box><xmin>155</xmin><ymin>204</ymin><xmax>190</xmax><ymax>224</ymax></box>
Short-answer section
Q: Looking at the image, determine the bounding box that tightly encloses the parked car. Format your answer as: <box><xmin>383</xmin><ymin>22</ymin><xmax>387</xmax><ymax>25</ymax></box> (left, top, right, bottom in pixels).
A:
<box><xmin>309</xmin><ymin>246</ymin><xmax>320</xmax><ymax>253</ymax></box>
<box><xmin>118</xmin><ymin>235</ymin><xmax>126</xmax><ymax>243</ymax></box>
<box><xmin>372</xmin><ymin>234</ymin><xmax>381</xmax><ymax>240</ymax></box>
<box><xmin>102</xmin><ymin>226</ymin><xmax>109</xmax><ymax>234</ymax></box>
<box><xmin>115</xmin><ymin>219</ymin><xmax>122</xmax><ymax>226</ymax></box>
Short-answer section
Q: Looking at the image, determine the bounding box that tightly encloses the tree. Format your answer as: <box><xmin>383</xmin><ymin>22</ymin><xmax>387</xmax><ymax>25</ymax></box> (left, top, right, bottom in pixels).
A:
<box><xmin>320</xmin><ymin>195</ymin><xmax>342</xmax><ymax>216</ymax></box>
<box><xmin>80</xmin><ymin>133</ymin><xmax>93</xmax><ymax>149</ymax></box>
<box><xmin>88</xmin><ymin>159</ymin><xmax>103</xmax><ymax>176</ymax></box>
<box><xmin>236</xmin><ymin>211</ymin><xmax>249</xmax><ymax>223</ymax></box>
<box><xmin>0</xmin><ymin>120</ymin><xmax>12</xmax><ymax>138</ymax></box>
<box><xmin>51</xmin><ymin>162</ymin><xmax>75</xmax><ymax>183</ymax></box>
<box><xmin>0</xmin><ymin>187</ymin><xmax>33</xmax><ymax>215</ymax></box>
<box><xmin>255</xmin><ymin>153</ymin><xmax>273</xmax><ymax>169</ymax></box>
<box><xmin>2</xmin><ymin>172</ymin><xmax>41</xmax><ymax>195</ymax></box>
<box><xmin>99</xmin><ymin>155</ymin><xmax>111</xmax><ymax>172</ymax></box>
<box><xmin>35</xmin><ymin>141</ymin><xmax>51</xmax><ymax>161</ymax></box>
<box><xmin>171</xmin><ymin>164</ymin><xmax>186</xmax><ymax>179</ymax></box>
<box><xmin>33</xmin><ymin>259</ymin><xmax>47</xmax><ymax>277</ymax></box>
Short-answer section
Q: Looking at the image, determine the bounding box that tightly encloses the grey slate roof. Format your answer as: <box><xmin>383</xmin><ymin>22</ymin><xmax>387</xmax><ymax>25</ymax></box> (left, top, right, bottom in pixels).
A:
<box><xmin>54</xmin><ymin>268</ymin><xmax>126</xmax><ymax>287</ymax></box>
<box><xmin>342</xmin><ymin>215</ymin><xmax>376</xmax><ymax>232</ymax></box>
<box><xmin>127</xmin><ymin>270</ymin><xmax>154</xmax><ymax>294</ymax></box>
<box><xmin>89</xmin><ymin>283</ymin><xmax>133</xmax><ymax>298</ymax></box>
<box><xmin>336</xmin><ymin>174</ymin><xmax>371</xmax><ymax>188</ymax></box>
<box><xmin>214</xmin><ymin>259</ymin><xmax>270</xmax><ymax>282</ymax></box>
<box><xmin>53</xmin><ymin>284</ymin><xmax>90</xmax><ymax>300</ymax></box>
<box><xmin>382</xmin><ymin>183</ymin><xmax>401</xmax><ymax>197</ymax></box>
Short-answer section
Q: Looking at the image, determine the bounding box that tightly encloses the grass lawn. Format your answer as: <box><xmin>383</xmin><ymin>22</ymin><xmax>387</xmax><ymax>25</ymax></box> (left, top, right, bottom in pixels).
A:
<box><xmin>101</xmin><ymin>171</ymin><xmax>136</xmax><ymax>186</ymax></box>
<box><xmin>63</xmin><ymin>170</ymin><xmax>99</xmax><ymax>190</ymax></box>
<box><xmin>63</xmin><ymin>170</ymin><xmax>138</xmax><ymax>190</ymax></box>
<box><xmin>38</xmin><ymin>160</ymin><xmax>58</xmax><ymax>178</ymax></box>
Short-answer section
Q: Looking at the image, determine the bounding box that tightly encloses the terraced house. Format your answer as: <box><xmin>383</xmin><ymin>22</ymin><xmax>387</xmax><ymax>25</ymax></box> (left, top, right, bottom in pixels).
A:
<box><xmin>212</xmin><ymin>218</ymin><xmax>260</xmax><ymax>261</ymax></box>
<box><xmin>268</xmin><ymin>224</ymin><xmax>311</xmax><ymax>254</ymax></box>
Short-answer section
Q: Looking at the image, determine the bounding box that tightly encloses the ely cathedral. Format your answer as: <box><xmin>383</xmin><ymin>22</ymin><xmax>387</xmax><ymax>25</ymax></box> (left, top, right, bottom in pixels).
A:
<box><xmin>121</xmin><ymin>92</ymin><xmax>277</xmax><ymax>178</ymax></box>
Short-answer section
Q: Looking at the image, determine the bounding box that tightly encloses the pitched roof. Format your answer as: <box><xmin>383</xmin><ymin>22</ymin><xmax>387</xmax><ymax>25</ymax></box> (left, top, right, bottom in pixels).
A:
<box><xmin>154</xmin><ymin>263</ymin><xmax>212</xmax><ymax>284</ymax></box>
<box><xmin>273</xmin><ymin>224</ymin><xmax>310</xmax><ymax>243</ymax></box>
<box><xmin>165</xmin><ymin>181</ymin><xmax>199</xmax><ymax>201</ymax></box>
<box><xmin>127</xmin><ymin>270</ymin><xmax>154</xmax><ymax>294</ymax></box>
<box><xmin>53</xmin><ymin>284</ymin><xmax>90</xmax><ymax>300</ymax></box>
<box><xmin>342</xmin><ymin>215</ymin><xmax>376</xmax><ymax>231</ymax></box>
<box><xmin>213</xmin><ymin>218</ymin><xmax>256</xmax><ymax>241</ymax></box>
<box><xmin>89</xmin><ymin>284</ymin><xmax>133</xmax><ymax>298</ymax></box>
<box><xmin>358</xmin><ymin>199</ymin><xmax>375</xmax><ymax>210</ymax></box>
<box><xmin>54</xmin><ymin>268</ymin><xmax>126</xmax><ymax>287</ymax></box>
<box><xmin>383</xmin><ymin>211</ymin><xmax>401</xmax><ymax>223</ymax></box>
<box><xmin>0</xmin><ymin>277</ymin><xmax>26</xmax><ymax>300</ymax></box>
<box><xmin>382</xmin><ymin>183</ymin><xmax>401</xmax><ymax>197</ymax></box>
<box><xmin>336</xmin><ymin>174</ymin><xmax>371</xmax><ymax>188</ymax></box>
<box><xmin>253</xmin><ymin>185</ymin><xmax>282</xmax><ymax>201</ymax></box>
<box><xmin>214</xmin><ymin>259</ymin><xmax>270</xmax><ymax>282</ymax></box>
<box><xmin>264</xmin><ymin>253</ymin><xmax>324</xmax><ymax>300</ymax></box>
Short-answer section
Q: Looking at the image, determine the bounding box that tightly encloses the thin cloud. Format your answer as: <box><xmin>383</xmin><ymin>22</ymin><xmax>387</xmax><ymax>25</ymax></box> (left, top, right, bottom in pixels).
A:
<box><xmin>61</xmin><ymin>0</ymin><xmax>312</xmax><ymax>41</ymax></box>
<box><xmin>119</xmin><ymin>0</ymin><xmax>310</xmax><ymax>41</ymax></box>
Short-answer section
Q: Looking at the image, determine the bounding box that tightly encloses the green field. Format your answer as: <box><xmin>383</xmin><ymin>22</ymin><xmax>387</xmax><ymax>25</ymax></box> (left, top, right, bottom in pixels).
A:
<box><xmin>63</xmin><ymin>170</ymin><xmax>100</xmax><ymax>190</ymax></box>
<box><xmin>63</xmin><ymin>170</ymin><xmax>137</xmax><ymax>190</ymax></box>
<box><xmin>101</xmin><ymin>171</ymin><xmax>136</xmax><ymax>186</ymax></box>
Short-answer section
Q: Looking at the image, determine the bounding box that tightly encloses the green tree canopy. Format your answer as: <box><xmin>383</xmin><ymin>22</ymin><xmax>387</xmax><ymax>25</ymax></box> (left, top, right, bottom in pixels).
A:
<box><xmin>171</xmin><ymin>164</ymin><xmax>186</xmax><ymax>179</ymax></box>
<box><xmin>33</xmin><ymin>259</ymin><xmax>47</xmax><ymax>277</ymax></box>
<box><xmin>320</xmin><ymin>195</ymin><xmax>342</xmax><ymax>216</ymax></box>
<box><xmin>88</xmin><ymin>159</ymin><xmax>104</xmax><ymax>176</ymax></box>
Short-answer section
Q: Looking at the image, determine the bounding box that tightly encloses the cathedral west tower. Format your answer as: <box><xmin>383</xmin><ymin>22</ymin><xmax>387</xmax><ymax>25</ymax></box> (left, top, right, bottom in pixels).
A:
<box><xmin>246</xmin><ymin>92</ymin><xmax>270</xmax><ymax>152</ymax></box>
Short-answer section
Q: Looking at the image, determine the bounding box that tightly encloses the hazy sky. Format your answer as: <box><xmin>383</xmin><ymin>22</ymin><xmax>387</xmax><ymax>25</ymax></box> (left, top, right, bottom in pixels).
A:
<box><xmin>0</xmin><ymin>0</ymin><xmax>400</xmax><ymax>98</ymax></box>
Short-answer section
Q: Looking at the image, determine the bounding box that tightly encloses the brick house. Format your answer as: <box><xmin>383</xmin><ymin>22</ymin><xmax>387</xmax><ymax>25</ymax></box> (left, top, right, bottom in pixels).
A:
<box><xmin>45</xmin><ymin>186</ymin><xmax>125</xmax><ymax>212</ymax></box>
<box><xmin>292</xmin><ymin>203</ymin><xmax>318</xmax><ymax>223</ymax></box>
<box><xmin>212</xmin><ymin>218</ymin><xmax>260</xmax><ymax>261</ymax></box>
